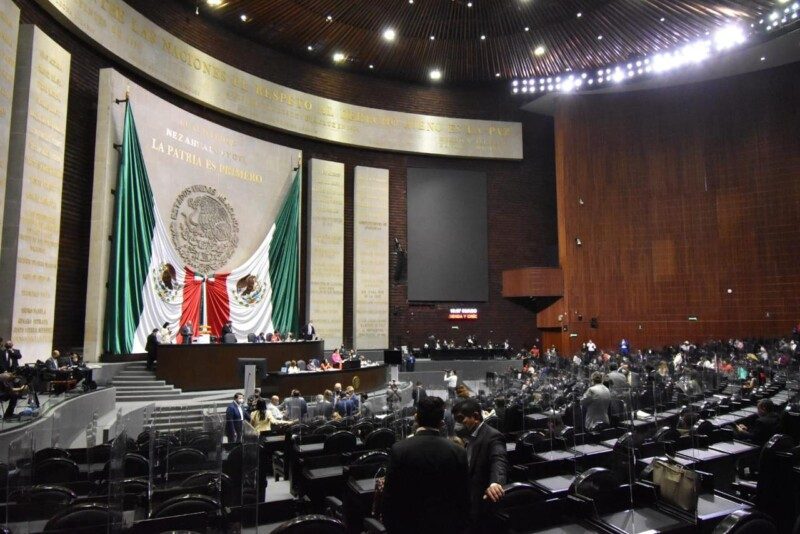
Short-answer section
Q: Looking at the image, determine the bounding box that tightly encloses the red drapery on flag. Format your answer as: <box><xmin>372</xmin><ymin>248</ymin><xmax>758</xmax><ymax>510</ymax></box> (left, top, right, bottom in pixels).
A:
<box><xmin>178</xmin><ymin>267</ymin><xmax>230</xmax><ymax>342</ymax></box>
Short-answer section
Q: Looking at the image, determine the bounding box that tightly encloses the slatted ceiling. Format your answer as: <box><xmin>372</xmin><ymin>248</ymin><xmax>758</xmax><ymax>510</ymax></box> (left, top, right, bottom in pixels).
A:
<box><xmin>183</xmin><ymin>0</ymin><xmax>774</xmax><ymax>83</ymax></box>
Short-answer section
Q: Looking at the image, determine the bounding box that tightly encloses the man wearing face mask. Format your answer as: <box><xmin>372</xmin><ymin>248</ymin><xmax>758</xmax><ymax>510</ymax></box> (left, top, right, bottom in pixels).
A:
<box><xmin>453</xmin><ymin>398</ymin><xmax>508</xmax><ymax>533</ymax></box>
<box><xmin>225</xmin><ymin>392</ymin><xmax>250</xmax><ymax>443</ymax></box>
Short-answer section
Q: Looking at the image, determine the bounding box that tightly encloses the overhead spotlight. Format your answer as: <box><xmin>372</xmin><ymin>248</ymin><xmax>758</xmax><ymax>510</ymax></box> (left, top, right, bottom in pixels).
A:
<box><xmin>383</xmin><ymin>28</ymin><xmax>397</xmax><ymax>41</ymax></box>
<box><xmin>760</xmin><ymin>56</ymin><xmax>766</xmax><ymax>61</ymax></box>
<box><xmin>597</xmin><ymin>35</ymin><xmax>603</xmax><ymax>40</ymax></box>
<box><xmin>326</xmin><ymin>15</ymin><xmax>333</xmax><ymax>22</ymax></box>
<box><xmin>467</xmin><ymin>2</ymin><xmax>473</xmax><ymax>7</ymax></box>
<box><xmin>369</xmin><ymin>64</ymin><xmax>374</xmax><ymax>69</ymax></box>
<box><xmin>480</xmin><ymin>35</ymin><xmax>486</xmax><ymax>40</ymax></box>
<box><xmin>714</xmin><ymin>24</ymin><xmax>745</xmax><ymax>50</ymax></box>
<box><xmin>495</xmin><ymin>72</ymin><xmax>501</xmax><ymax>77</ymax></box>
<box><xmin>240</xmin><ymin>13</ymin><xmax>248</xmax><ymax>21</ymax></box>
<box><xmin>576</xmin><ymin>12</ymin><xmax>582</xmax><ymax>18</ymax></box>
<box><xmin>195</xmin><ymin>5</ymin><xmax>199</xmax><ymax>15</ymax></box>
<box><xmin>430</xmin><ymin>35</ymin><xmax>435</xmax><ymax>40</ymax></box>
<box><xmin>512</xmin><ymin>87</ymin><xmax>519</xmax><ymax>93</ymax></box>
<box><xmin>534</xmin><ymin>45</ymin><xmax>546</xmax><ymax>56</ymax></box>
<box><xmin>429</xmin><ymin>69</ymin><xmax>442</xmax><ymax>80</ymax></box>
<box><xmin>206</xmin><ymin>0</ymin><xmax>222</xmax><ymax>5</ymax></box>
<box><xmin>575</xmin><ymin>237</ymin><xmax>582</xmax><ymax>246</ymax></box>
<box><xmin>409</xmin><ymin>0</ymin><xmax>414</xmax><ymax>3</ymax></box>
<box><xmin>512</xmin><ymin>80</ymin><xmax>518</xmax><ymax>86</ymax></box>
<box><xmin>333</xmin><ymin>52</ymin><xmax>346</xmax><ymax>62</ymax></box>
<box><xmin>660</xmin><ymin>17</ymin><xmax>665</xmax><ymax>22</ymax></box>
<box><xmin>307</xmin><ymin>45</ymin><xmax>313</xmax><ymax>51</ymax></box>
<box><xmin>524</xmin><ymin>27</ymin><xmax>530</xmax><ymax>32</ymax></box>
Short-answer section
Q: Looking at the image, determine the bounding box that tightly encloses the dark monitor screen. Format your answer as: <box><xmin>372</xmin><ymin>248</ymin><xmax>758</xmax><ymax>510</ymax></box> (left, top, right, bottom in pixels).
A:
<box><xmin>384</xmin><ymin>350</ymin><xmax>402</xmax><ymax>365</ymax></box>
<box><xmin>407</xmin><ymin>168</ymin><xmax>488</xmax><ymax>301</ymax></box>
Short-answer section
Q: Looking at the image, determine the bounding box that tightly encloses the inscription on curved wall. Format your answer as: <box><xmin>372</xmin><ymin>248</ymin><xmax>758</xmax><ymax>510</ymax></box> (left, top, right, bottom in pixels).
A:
<box><xmin>34</xmin><ymin>0</ymin><xmax>523</xmax><ymax>159</ymax></box>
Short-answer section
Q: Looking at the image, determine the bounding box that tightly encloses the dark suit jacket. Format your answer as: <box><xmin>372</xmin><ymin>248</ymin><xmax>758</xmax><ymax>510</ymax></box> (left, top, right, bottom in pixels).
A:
<box><xmin>383</xmin><ymin>429</ymin><xmax>470</xmax><ymax>534</ymax></box>
<box><xmin>145</xmin><ymin>333</ymin><xmax>159</xmax><ymax>354</ymax></box>
<box><xmin>466</xmin><ymin>423</ymin><xmax>508</xmax><ymax>524</ymax></box>
<box><xmin>411</xmin><ymin>386</ymin><xmax>428</xmax><ymax>405</ymax></box>
<box><xmin>1</xmin><ymin>349</ymin><xmax>21</xmax><ymax>371</ymax></box>
<box><xmin>180</xmin><ymin>325</ymin><xmax>193</xmax><ymax>344</ymax></box>
<box><xmin>739</xmin><ymin>412</ymin><xmax>781</xmax><ymax>445</ymax></box>
<box><xmin>225</xmin><ymin>402</ymin><xmax>250</xmax><ymax>442</ymax></box>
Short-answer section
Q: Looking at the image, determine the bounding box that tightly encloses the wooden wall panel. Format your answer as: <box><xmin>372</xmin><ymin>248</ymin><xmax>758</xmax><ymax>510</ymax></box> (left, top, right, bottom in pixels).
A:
<box><xmin>555</xmin><ymin>63</ymin><xmax>800</xmax><ymax>353</ymax></box>
<box><xmin>502</xmin><ymin>267</ymin><xmax>563</xmax><ymax>298</ymax></box>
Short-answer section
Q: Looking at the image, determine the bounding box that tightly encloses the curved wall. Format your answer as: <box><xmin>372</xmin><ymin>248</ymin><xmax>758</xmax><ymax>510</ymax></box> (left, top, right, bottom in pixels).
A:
<box><xmin>13</xmin><ymin>0</ymin><xmax>557</xmax><ymax>354</ymax></box>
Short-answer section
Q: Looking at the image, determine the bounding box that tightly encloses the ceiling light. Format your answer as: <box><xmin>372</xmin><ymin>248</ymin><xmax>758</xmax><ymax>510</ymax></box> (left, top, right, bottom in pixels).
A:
<box><xmin>480</xmin><ymin>35</ymin><xmax>486</xmax><ymax>40</ymax></box>
<box><xmin>524</xmin><ymin>27</ymin><xmax>530</xmax><ymax>32</ymax></box>
<box><xmin>576</xmin><ymin>12</ymin><xmax>582</xmax><ymax>18</ymax></box>
<box><xmin>383</xmin><ymin>28</ymin><xmax>396</xmax><ymax>41</ymax></box>
<box><xmin>467</xmin><ymin>2</ymin><xmax>473</xmax><ymax>7</ymax></box>
<box><xmin>429</xmin><ymin>69</ymin><xmax>442</xmax><ymax>80</ymax></box>
<box><xmin>760</xmin><ymin>56</ymin><xmax>766</xmax><ymax>61</ymax></box>
<box><xmin>429</xmin><ymin>35</ymin><xmax>435</xmax><ymax>40</ymax></box>
<box><xmin>206</xmin><ymin>0</ymin><xmax>222</xmax><ymax>6</ymax></box>
<box><xmin>369</xmin><ymin>64</ymin><xmax>374</xmax><ymax>69</ymax></box>
<box><xmin>597</xmin><ymin>35</ymin><xmax>603</xmax><ymax>40</ymax></box>
<box><xmin>714</xmin><ymin>25</ymin><xmax>746</xmax><ymax>50</ymax></box>
<box><xmin>660</xmin><ymin>17</ymin><xmax>665</xmax><ymax>22</ymax></box>
<box><xmin>240</xmin><ymin>14</ymin><xmax>248</xmax><ymax>22</ymax></box>
<box><xmin>534</xmin><ymin>45</ymin><xmax>546</xmax><ymax>56</ymax></box>
<box><xmin>495</xmin><ymin>72</ymin><xmax>500</xmax><ymax>77</ymax></box>
<box><xmin>326</xmin><ymin>15</ymin><xmax>333</xmax><ymax>22</ymax></box>
<box><xmin>333</xmin><ymin>52</ymin><xmax>346</xmax><ymax>62</ymax></box>
<box><xmin>307</xmin><ymin>45</ymin><xmax>313</xmax><ymax>51</ymax></box>
<box><xmin>409</xmin><ymin>0</ymin><xmax>414</xmax><ymax>3</ymax></box>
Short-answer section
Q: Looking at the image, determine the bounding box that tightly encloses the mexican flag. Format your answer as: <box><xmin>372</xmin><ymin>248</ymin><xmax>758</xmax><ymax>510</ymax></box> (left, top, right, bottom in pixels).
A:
<box><xmin>103</xmin><ymin>103</ymin><xmax>300</xmax><ymax>354</ymax></box>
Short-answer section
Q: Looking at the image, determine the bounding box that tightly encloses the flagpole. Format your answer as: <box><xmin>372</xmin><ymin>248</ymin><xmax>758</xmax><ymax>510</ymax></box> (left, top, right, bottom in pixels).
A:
<box><xmin>296</xmin><ymin>152</ymin><xmax>303</xmax><ymax>335</ymax></box>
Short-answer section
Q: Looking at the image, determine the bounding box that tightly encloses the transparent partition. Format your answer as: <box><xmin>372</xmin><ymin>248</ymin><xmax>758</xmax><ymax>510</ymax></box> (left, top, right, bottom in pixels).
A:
<box><xmin>5</xmin><ymin>430</ymin><xmax>34</xmax><ymax>533</ymax></box>
<box><xmin>107</xmin><ymin>428</ymin><xmax>128</xmax><ymax>531</ymax></box>
<box><xmin>238</xmin><ymin>415</ymin><xmax>261</xmax><ymax>532</ymax></box>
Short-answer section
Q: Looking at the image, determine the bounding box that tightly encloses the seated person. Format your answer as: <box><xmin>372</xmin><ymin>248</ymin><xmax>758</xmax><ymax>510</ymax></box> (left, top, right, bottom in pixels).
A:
<box><xmin>306</xmin><ymin>359</ymin><xmax>318</xmax><ymax>372</ymax></box>
<box><xmin>286</xmin><ymin>360</ymin><xmax>300</xmax><ymax>374</ymax></box>
<box><xmin>319</xmin><ymin>359</ymin><xmax>333</xmax><ymax>371</ymax></box>
<box><xmin>46</xmin><ymin>350</ymin><xmax>68</xmax><ymax>372</ymax></box>
<box><xmin>330</xmin><ymin>349</ymin><xmax>343</xmax><ymax>370</ymax></box>
<box><xmin>0</xmin><ymin>372</ymin><xmax>28</xmax><ymax>419</ymax></box>
<box><xmin>69</xmin><ymin>352</ymin><xmax>93</xmax><ymax>385</ymax></box>
<box><xmin>272</xmin><ymin>330</ymin><xmax>283</xmax><ymax>342</ymax></box>
<box><xmin>266</xmin><ymin>395</ymin><xmax>293</xmax><ymax>427</ymax></box>
<box><xmin>735</xmin><ymin>399</ymin><xmax>780</xmax><ymax>445</ymax></box>
<box><xmin>284</xmin><ymin>332</ymin><xmax>295</xmax><ymax>342</ymax></box>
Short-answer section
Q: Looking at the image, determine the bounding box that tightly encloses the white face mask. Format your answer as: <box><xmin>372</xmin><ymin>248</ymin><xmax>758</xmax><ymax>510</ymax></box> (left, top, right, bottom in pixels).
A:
<box><xmin>236</xmin><ymin>398</ymin><xmax>244</xmax><ymax>405</ymax></box>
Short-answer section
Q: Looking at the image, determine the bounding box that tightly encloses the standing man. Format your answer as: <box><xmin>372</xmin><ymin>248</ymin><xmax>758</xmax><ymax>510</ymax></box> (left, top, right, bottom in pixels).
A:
<box><xmin>411</xmin><ymin>381</ymin><xmax>427</xmax><ymax>407</ymax></box>
<box><xmin>1</xmin><ymin>341</ymin><xmax>21</xmax><ymax>372</ymax></box>
<box><xmin>453</xmin><ymin>398</ymin><xmax>508</xmax><ymax>534</ymax></box>
<box><xmin>302</xmin><ymin>320</ymin><xmax>316</xmax><ymax>341</ymax></box>
<box><xmin>180</xmin><ymin>321</ymin><xmax>193</xmax><ymax>345</ymax></box>
<box><xmin>385</xmin><ymin>380</ymin><xmax>402</xmax><ymax>413</ymax></box>
<box><xmin>581</xmin><ymin>372</ymin><xmax>611</xmax><ymax>431</ymax></box>
<box><xmin>382</xmin><ymin>396</ymin><xmax>470</xmax><ymax>534</ymax></box>
<box><xmin>225</xmin><ymin>392</ymin><xmax>250</xmax><ymax>443</ymax></box>
<box><xmin>283</xmin><ymin>389</ymin><xmax>308</xmax><ymax>421</ymax></box>
<box><xmin>145</xmin><ymin>328</ymin><xmax>159</xmax><ymax>371</ymax></box>
<box><xmin>445</xmin><ymin>370</ymin><xmax>458</xmax><ymax>401</ymax></box>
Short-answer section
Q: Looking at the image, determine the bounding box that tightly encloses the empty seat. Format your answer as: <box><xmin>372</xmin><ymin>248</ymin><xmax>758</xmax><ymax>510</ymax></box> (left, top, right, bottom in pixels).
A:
<box><xmin>43</xmin><ymin>503</ymin><xmax>123</xmax><ymax>534</ymax></box>
<box><xmin>150</xmin><ymin>493</ymin><xmax>221</xmax><ymax>519</ymax></box>
<box><xmin>272</xmin><ymin>514</ymin><xmax>347</xmax><ymax>533</ymax></box>
<box><xmin>365</xmin><ymin>428</ymin><xmax>395</xmax><ymax>450</ymax></box>
<box><xmin>34</xmin><ymin>457</ymin><xmax>80</xmax><ymax>485</ymax></box>
<box><xmin>323</xmin><ymin>431</ymin><xmax>357</xmax><ymax>455</ymax></box>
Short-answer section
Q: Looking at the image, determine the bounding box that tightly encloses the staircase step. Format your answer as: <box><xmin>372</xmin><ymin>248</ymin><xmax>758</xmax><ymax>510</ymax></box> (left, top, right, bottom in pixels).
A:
<box><xmin>114</xmin><ymin>385</ymin><xmax>176</xmax><ymax>391</ymax></box>
<box><xmin>117</xmin><ymin>393</ymin><xmax>184</xmax><ymax>401</ymax></box>
<box><xmin>111</xmin><ymin>380</ymin><xmax>167</xmax><ymax>386</ymax></box>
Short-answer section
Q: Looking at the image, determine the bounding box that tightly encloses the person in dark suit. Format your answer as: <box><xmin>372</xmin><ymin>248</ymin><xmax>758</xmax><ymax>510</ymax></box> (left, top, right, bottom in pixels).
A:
<box><xmin>221</xmin><ymin>321</ymin><xmax>233</xmax><ymax>336</ymax></box>
<box><xmin>411</xmin><ymin>381</ymin><xmax>427</xmax><ymax>407</ymax></box>
<box><xmin>735</xmin><ymin>399</ymin><xmax>781</xmax><ymax>445</ymax></box>
<box><xmin>453</xmin><ymin>398</ymin><xmax>508</xmax><ymax>533</ymax></box>
<box><xmin>382</xmin><ymin>396</ymin><xmax>470</xmax><ymax>534</ymax></box>
<box><xmin>45</xmin><ymin>350</ymin><xmax>64</xmax><ymax>371</ymax></box>
<box><xmin>180</xmin><ymin>321</ymin><xmax>193</xmax><ymax>345</ymax></box>
<box><xmin>315</xmin><ymin>392</ymin><xmax>334</xmax><ymax>419</ymax></box>
<box><xmin>1</xmin><ymin>341</ymin><xmax>21</xmax><ymax>372</ymax></box>
<box><xmin>282</xmin><ymin>389</ymin><xmax>308</xmax><ymax>421</ymax></box>
<box><xmin>302</xmin><ymin>321</ymin><xmax>316</xmax><ymax>340</ymax></box>
<box><xmin>145</xmin><ymin>329</ymin><xmax>159</xmax><ymax>370</ymax></box>
<box><xmin>225</xmin><ymin>392</ymin><xmax>250</xmax><ymax>443</ymax></box>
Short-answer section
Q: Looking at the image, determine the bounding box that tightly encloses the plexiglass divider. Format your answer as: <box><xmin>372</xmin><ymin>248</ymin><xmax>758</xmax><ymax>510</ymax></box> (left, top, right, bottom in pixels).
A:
<box><xmin>5</xmin><ymin>430</ymin><xmax>34</xmax><ymax>534</ymax></box>
<box><xmin>107</xmin><ymin>428</ymin><xmax>128</xmax><ymax>532</ymax></box>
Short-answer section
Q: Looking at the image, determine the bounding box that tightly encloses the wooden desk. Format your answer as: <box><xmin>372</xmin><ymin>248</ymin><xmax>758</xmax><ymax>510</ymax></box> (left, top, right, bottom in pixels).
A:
<box><xmin>155</xmin><ymin>341</ymin><xmax>324</xmax><ymax>391</ymax></box>
<box><xmin>261</xmin><ymin>365</ymin><xmax>388</xmax><ymax>398</ymax></box>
